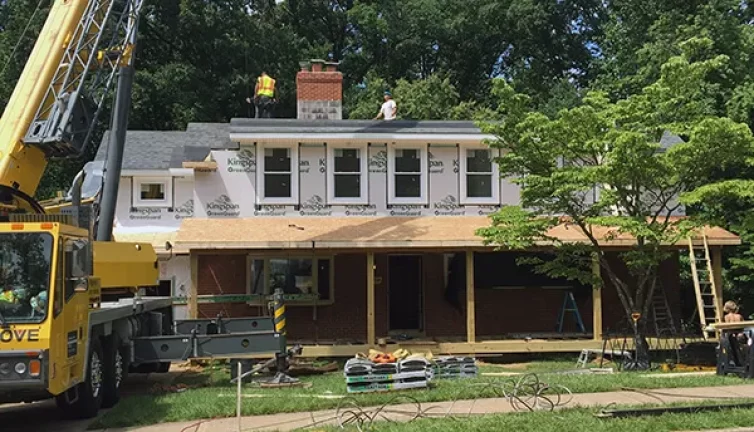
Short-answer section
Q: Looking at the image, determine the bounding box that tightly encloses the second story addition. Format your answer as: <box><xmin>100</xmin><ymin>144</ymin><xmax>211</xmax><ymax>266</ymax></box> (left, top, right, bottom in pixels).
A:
<box><xmin>190</xmin><ymin>119</ymin><xmax>519</xmax><ymax>219</ymax></box>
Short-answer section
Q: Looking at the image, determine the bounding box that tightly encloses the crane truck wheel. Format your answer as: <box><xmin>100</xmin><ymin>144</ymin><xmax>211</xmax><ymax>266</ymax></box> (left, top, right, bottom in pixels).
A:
<box><xmin>55</xmin><ymin>337</ymin><xmax>105</xmax><ymax>419</ymax></box>
<box><xmin>102</xmin><ymin>333</ymin><xmax>129</xmax><ymax>408</ymax></box>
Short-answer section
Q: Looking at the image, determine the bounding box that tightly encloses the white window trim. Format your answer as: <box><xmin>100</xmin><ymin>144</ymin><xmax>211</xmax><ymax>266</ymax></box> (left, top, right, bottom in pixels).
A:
<box><xmin>246</xmin><ymin>255</ymin><xmax>335</xmax><ymax>306</ymax></box>
<box><xmin>256</xmin><ymin>143</ymin><xmax>299</xmax><ymax>205</ymax></box>
<box><xmin>327</xmin><ymin>143</ymin><xmax>369</xmax><ymax>205</ymax></box>
<box><xmin>387</xmin><ymin>143</ymin><xmax>428</xmax><ymax>205</ymax></box>
<box><xmin>459</xmin><ymin>145</ymin><xmax>500</xmax><ymax>205</ymax></box>
<box><xmin>132</xmin><ymin>177</ymin><xmax>172</xmax><ymax>208</ymax></box>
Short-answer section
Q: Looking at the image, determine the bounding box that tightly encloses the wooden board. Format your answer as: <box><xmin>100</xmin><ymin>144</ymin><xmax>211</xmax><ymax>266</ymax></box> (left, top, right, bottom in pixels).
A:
<box><xmin>711</xmin><ymin>320</ymin><xmax>754</xmax><ymax>330</ymax></box>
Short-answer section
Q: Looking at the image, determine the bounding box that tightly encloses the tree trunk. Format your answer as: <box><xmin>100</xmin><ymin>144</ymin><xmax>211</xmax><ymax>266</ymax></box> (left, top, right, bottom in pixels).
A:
<box><xmin>624</xmin><ymin>317</ymin><xmax>651</xmax><ymax>371</ymax></box>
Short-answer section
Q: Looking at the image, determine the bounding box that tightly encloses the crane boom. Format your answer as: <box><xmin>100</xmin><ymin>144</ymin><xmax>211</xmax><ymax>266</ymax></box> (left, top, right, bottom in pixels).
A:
<box><xmin>0</xmin><ymin>0</ymin><xmax>142</xmax><ymax>213</ymax></box>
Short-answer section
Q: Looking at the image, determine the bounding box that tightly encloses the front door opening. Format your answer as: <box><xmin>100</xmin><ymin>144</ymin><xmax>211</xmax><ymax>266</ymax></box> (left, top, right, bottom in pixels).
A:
<box><xmin>388</xmin><ymin>255</ymin><xmax>423</xmax><ymax>332</ymax></box>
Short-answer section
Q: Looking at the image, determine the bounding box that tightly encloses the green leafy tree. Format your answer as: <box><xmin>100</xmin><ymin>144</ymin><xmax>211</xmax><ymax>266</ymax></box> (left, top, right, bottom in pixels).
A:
<box><xmin>345</xmin><ymin>72</ymin><xmax>477</xmax><ymax>120</ymax></box>
<box><xmin>478</xmin><ymin>41</ymin><xmax>754</xmax><ymax>367</ymax></box>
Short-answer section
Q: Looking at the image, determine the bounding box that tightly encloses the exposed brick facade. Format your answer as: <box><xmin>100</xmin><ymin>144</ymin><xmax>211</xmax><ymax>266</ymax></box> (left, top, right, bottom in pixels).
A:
<box><xmin>193</xmin><ymin>251</ymin><xmax>684</xmax><ymax>341</ymax></box>
<box><xmin>297</xmin><ymin>60</ymin><xmax>343</xmax><ymax>120</ymax></box>
<box><xmin>196</xmin><ymin>254</ymin><xmax>248</xmax><ymax>319</ymax></box>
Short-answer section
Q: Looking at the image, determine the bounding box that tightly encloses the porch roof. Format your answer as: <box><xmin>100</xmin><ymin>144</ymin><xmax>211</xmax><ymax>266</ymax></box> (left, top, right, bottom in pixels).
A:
<box><xmin>174</xmin><ymin>216</ymin><xmax>740</xmax><ymax>250</ymax></box>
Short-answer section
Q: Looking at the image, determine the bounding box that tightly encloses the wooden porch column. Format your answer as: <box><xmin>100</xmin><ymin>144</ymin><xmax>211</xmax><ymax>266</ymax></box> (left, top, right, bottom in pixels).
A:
<box><xmin>189</xmin><ymin>252</ymin><xmax>198</xmax><ymax>319</ymax></box>
<box><xmin>466</xmin><ymin>251</ymin><xmax>476</xmax><ymax>344</ymax></box>
<box><xmin>592</xmin><ymin>253</ymin><xmax>602</xmax><ymax>342</ymax></box>
<box><xmin>367</xmin><ymin>252</ymin><xmax>376</xmax><ymax>346</ymax></box>
<box><xmin>711</xmin><ymin>246</ymin><xmax>724</xmax><ymax>318</ymax></box>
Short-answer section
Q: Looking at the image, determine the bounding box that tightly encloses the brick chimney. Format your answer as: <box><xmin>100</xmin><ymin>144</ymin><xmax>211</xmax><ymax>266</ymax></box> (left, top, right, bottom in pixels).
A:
<box><xmin>296</xmin><ymin>59</ymin><xmax>343</xmax><ymax>120</ymax></box>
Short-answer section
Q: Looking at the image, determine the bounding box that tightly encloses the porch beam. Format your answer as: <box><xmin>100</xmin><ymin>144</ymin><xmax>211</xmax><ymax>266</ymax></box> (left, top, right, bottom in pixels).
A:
<box><xmin>189</xmin><ymin>252</ymin><xmax>198</xmax><ymax>319</ymax></box>
<box><xmin>592</xmin><ymin>253</ymin><xmax>602</xmax><ymax>342</ymax></box>
<box><xmin>466</xmin><ymin>251</ymin><xmax>476</xmax><ymax>343</ymax></box>
<box><xmin>367</xmin><ymin>252</ymin><xmax>376</xmax><ymax>346</ymax></box>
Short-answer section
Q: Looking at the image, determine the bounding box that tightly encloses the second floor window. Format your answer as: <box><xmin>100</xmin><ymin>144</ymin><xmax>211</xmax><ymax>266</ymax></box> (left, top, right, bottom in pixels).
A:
<box><xmin>133</xmin><ymin>177</ymin><xmax>171</xmax><ymax>207</ymax></box>
<box><xmin>327</xmin><ymin>144</ymin><xmax>368</xmax><ymax>204</ymax></box>
<box><xmin>460</xmin><ymin>147</ymin><xmax>499</xmax><ymax>204</ymax></box>
<box><xmin>258</xmin><ymin>144</ymin><xmax>299</xmax><ymax>204</ymax></box>
<box><xmin>141</xmin><ymin>183</ymin><xmax>165</xmax><ymax>201</ymax></box>
<box><xmin>388</xmin><ymin>145</ymin><xmax>428</xmax><ymax>204</ymax></box>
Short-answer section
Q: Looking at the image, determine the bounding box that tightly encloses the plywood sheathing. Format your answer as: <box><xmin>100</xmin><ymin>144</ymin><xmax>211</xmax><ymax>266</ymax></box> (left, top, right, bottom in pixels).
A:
<box><xmin>175</xmin><ymin>216</ymin><xmax>740</xmax><ymax>250</ymax></box>
<box><xmin>113</xmin><ymin>231</ymin><xmax>184</xmax><ymax>254</ymax></box>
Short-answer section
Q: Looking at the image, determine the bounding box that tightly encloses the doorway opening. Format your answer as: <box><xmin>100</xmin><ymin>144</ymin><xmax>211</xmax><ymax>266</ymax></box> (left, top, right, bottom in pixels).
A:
<box><xmin>388</xmin><ymin>255</ymin><xmax>423</xmax><ymax>332</ymax></box>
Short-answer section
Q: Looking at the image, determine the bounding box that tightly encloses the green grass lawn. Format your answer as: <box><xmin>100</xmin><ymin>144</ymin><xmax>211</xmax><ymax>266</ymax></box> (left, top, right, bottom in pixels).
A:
<box><xmin>89</xmin><ymin>359</ymin><xmax>744</xmax><ymax>429</ymax></box>
<box><xmin>355</xmin><ymin>400</ymin><xmax>754</xmax><ymax>432</ymax></box>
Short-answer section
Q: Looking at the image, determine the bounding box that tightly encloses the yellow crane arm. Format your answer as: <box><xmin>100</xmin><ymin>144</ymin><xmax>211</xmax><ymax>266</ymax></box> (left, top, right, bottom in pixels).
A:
<box><xmin>0</xmin><ymin>1</ymin><xmax>88</xmax><ymax>204</ymax></box>
<box><xmin>0</xmin><ymin>0</ymin><xmax>141</xmax><ymax>211</ymax></box>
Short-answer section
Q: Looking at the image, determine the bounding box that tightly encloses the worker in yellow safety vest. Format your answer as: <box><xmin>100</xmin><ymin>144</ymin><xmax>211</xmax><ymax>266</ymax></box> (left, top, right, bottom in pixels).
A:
<box><xmin>252</xmin><ymin>71</ymin><xmax>276</xmax><ymax>119</ymax></box>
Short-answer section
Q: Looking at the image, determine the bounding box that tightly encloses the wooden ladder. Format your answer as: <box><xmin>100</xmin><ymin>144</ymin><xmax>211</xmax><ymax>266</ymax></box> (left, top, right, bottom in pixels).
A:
<box><xmin>688</xmin><ymin>233</ymin><xmax>722</xmax><ymax>340</ymax></box>
<box><xmin>651</xmin><ymin>282</ymin><xmax>676</xmax><ymax>336</ymax></box>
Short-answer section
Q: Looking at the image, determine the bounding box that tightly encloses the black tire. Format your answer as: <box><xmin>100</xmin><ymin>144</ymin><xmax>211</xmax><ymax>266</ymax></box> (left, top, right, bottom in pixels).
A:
<box><xmin>55</xmin><ymin>337</ymin><xmax>104</xmax><ymax>419</ymax></box>
<box><xmin>156</xmin><ymin>362</ymin><xmax>171</xmax><ymax>373</ymax></box>
<box><xmin>102</xmin><ymin>334</ymin><xmax>129</xmax><ymax>408</ymax></box>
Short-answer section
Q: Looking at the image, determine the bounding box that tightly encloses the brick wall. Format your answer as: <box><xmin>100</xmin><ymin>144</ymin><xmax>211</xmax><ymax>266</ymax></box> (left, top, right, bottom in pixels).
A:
<box><xmin>285</xmin><ymin>254</ymin><xmax>367</xmax><ymax>342</ymax></box>
<box><xmin>296</xmin><ymin>59</ymin><xmax>343</xmax><ymax>120</ymax></box>
<box><xmin>193</xmin><ymin>250</ymin><xmax>684</xmax><ymax>341</ymax></box>
<box><xmin>196</xmin><ymin>254</ymin><xmax>247</xmax><ymax>318</ymax></box>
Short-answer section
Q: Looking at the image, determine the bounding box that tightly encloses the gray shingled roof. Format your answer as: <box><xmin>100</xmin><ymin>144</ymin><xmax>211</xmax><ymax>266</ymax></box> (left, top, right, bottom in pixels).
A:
<box><xmin>95</xmin><ymin>123</ymin><xmax>235</xmax><ymax>170</ymax></box>
<box><xmin>229</xmin><ymin>119</ymin><xmax>484</xmax><ymax>135</ymax></box>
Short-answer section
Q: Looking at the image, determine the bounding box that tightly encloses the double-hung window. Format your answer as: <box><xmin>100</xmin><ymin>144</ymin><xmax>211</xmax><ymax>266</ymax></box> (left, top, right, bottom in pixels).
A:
<box><xmin>258</xmin><ymin>144</ymin><xmax>299</xmax><ymax>205</ymax></box>
<box><xmin>460</xmin><ymin>146</ymin><xmax>500</xmax><ymax>204</ymax></box>
<box><xmin>133</xmin><ymin>177</ymin><xmax>171</xmax><ymax>207</ymax></box>
<box><xmin>388</xmin><ymin>144</ymin><xmax>428</xmax><ymax>204</ymax></box>
<box><xmin>327</xmin><ymin>144</ymin><xmax>368</xmax><ymax>204</ymax></box>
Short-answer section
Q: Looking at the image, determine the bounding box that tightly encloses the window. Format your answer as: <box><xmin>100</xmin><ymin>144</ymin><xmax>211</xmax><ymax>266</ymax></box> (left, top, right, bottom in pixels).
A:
<box><xmin>133</xmin><ymin>177</ymin><xmax>171</xmax><ymax>207</ymax></box>
<box><xmin>247</xmin><ymin>256</ymin><xmax>333</xmax><ymax>305</ymax></box>
<box><xmin>460</xmin><ymin>147</ymin><xmax>500</xmax><ymax>204</ymax></box>
<box><xmin>141</xmin><ymin>183</ymin><xmax>165</xmax><ymax>200</ymax></box>
<box><xmin>258</xmin><ymin>144</ymin><xmax>299</xmax><ymax>204</ymax></box>
<box><xmin>388</xmin><ymin>145</ymin><xmax>428</xmax><ymax>204</ymax></box>
<box><xmin>327</xmin><ymin>144</ymin><xmax>368</xmax><ymax>204</ymax></box>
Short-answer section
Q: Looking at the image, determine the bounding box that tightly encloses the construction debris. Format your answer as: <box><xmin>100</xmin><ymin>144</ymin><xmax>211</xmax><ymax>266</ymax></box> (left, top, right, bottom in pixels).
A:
<box><xmin>288</xmin><ymin>360</ymin><xmax>339</xmax><ymax>377</ymax></box>
<box><xmin>596</xmin><ymin>402</ymin><xmax>754</xmax><ymax>419</ymax></box>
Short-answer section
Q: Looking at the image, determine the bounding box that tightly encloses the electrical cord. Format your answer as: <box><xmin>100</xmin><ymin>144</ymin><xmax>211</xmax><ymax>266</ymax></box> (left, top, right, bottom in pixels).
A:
<box><xmin>216</xmin><ymin>373</ymin><xmax>575</xmax><ymax>432</ymax></box>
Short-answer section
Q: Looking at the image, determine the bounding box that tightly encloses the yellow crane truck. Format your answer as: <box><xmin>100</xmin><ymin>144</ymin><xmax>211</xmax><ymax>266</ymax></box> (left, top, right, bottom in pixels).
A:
<box><xmin>0</xmin><ymin>0</ymin><xmax>290</xmax><ymax>419</ymax></box>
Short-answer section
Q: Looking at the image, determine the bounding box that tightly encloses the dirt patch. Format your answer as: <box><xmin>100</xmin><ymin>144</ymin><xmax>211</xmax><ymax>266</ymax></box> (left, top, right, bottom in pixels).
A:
<box><xmin>478</xmin><ymin>361</ymin><xmax>530</xmax><ymax>370</ymax></box>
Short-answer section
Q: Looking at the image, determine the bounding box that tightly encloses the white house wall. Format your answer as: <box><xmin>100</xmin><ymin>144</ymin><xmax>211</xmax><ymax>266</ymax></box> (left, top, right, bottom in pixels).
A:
<box><xmin>113</xmin><ymin>175</ymin><xmax>196</xmax><ymax>229</ymax></box>
<box><xmin>159</xmin><ymin>255</ymin><xmax>191</xmax><ymax>320</ymax></box>
<box><xmin>173</xmin><ymin>143</ymin><xmax>526</xmax><ymax>218</ymax></box>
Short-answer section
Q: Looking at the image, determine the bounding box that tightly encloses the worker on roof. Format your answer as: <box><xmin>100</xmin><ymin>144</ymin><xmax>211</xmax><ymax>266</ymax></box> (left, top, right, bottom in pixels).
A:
<box><xmin>252</xmin><ymin>71</ymin><xmax>276</xmax><ymax>119</ymax></box>
<box><xmin>374</xmin><ymin>91</ymin><xmax>397</xmax><ymax>121</ymax></box>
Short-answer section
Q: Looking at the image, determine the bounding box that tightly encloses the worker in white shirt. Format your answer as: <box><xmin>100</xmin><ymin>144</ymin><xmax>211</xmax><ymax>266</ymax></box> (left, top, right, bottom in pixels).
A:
<box><xmin>374</xmin><ymin>91</ymin><xmax>397</xmax><ymax>121</ymax></box>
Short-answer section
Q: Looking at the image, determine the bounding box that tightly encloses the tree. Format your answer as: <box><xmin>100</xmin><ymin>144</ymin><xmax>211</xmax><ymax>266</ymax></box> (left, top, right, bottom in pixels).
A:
<box><xmin>477</xmin><ymin>39</ymin><xmax>754</xmax><ymax>368</ymax></box>
<box><xmin>345</xmin><ymin>71</ymin><xmax>476</xmax><ymax>120</ymax></box>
